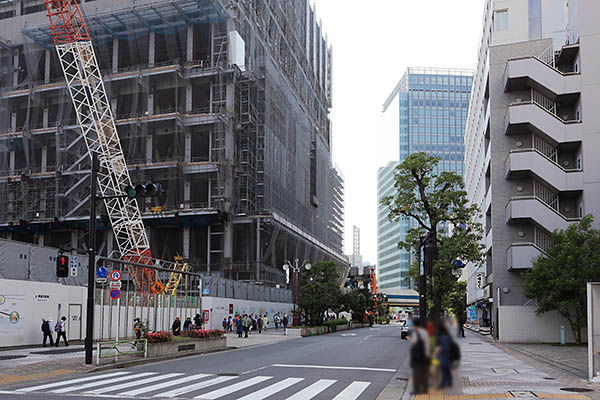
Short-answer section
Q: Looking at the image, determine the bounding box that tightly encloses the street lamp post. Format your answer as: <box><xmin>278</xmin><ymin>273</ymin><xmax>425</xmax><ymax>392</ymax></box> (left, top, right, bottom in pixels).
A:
<box><xmin>282</xmin><ymin>259</ymin><xmax>312</xmax><ymax>326</ymax></box>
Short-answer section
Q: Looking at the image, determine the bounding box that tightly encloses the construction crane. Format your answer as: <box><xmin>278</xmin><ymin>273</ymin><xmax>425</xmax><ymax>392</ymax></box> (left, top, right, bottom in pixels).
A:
<box><xmin>43</xmin><ymin>0</ymin><xmax>156</xmax><ymax>292</ymax></box>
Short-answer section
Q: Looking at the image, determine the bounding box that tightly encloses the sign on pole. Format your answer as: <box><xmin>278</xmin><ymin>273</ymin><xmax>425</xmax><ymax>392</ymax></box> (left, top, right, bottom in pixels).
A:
<box><xmin>70</xmin><ymin>256</ymin><xmax>78</xmax><ymax>277</ymax></box>
<box><xmin>96</xmin><ymin>266</ymin><xmax>107</xmax><ymax>278</ymax></box>
<box><xmin>110</xmin><ymin>270</ymin><xmax>121</xmax><ymax>281</ymax></box>
<box><xmin>95</xmin><ymin>277</ymin><xmax>107</xmax><ymax>285</ymax></box>
<box><xmin>109</xmin><ymin>288</ymin><xmax>121</xmax><ymax>299</ymax></box>
<box><xmin>109</xmin><ymin>281</ymin><xmax>122</xmax><ymax>288</ymax></box>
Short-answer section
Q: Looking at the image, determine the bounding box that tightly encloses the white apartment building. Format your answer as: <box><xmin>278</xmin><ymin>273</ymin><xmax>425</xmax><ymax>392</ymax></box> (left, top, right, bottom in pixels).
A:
<box><xmin>465</xmin><ymin>0</ymin><xmax>597</xmax><ymax>342</ymax></box>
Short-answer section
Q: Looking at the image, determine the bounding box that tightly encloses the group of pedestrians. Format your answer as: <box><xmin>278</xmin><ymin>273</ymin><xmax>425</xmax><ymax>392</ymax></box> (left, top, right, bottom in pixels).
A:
<box><xmin>408</xmin><ymin>317</ymin><xmax>461</xmax><ymax>394</ymax></box>
<box><xmin>171</xmin><ymin>313</ymin><xmax>204</xmax><ymax>336</ymax></box>
<box><xmin>41</xmin><ymin>316</ymin><xmax>68</xmax><ymax>347</ymax></box>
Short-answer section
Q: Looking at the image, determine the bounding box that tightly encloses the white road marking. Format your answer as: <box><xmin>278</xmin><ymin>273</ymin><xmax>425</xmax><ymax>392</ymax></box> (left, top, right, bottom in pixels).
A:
<box><xmin>85</xmin><ymin>373</ymin><xmax>183</xmax><ymax>394</ymax></box>
<box><xmin>154</xmin><ymin>376</ymin><xmax>237</xmax><ymax>398</ymax></box>
<box><xmin>272</xmin><ymin>364</ymin><xmax>396</xmax><ymax>372</ymax></box>
<box><xmin>16</xmin><ymin>372</ymin><xmax>131</xmax><ymax>392</ymax></box>
<box><xmin>340</xmin><ymin>333</ymin><xmax>357</xmax><ymax>337</ymax></box>
<box><xmin>362</xmin><ymin>335</ymin><xmax>372</xmax><ymax>341</ymax></box>
<box><xmin>284</xmin><ymin>379</ymin><xmax>336</xmax><ymax>400</ymax></box>
<box><xmin>50</xmin><ymin>372</ymin><xmax>156</xmax><ymax>393</ymax></box>
<box><xmin>119</xmin><ymin>373</ymin><xmax>212</xmax><ymax>396</ymax></box>
<box><xmin>193</xmin><ymin>376</ymin><xmax>272</xmax><ymax>399</ymax></box>
<box><xmin>331</xmin><ymin>381</ymin><xmax>370</xmax><ymax>400</ymax></box>
<box><xmin>236</xmin><ymin>377</ymin><xmax>303</xmax><ymax>400</ymax></box>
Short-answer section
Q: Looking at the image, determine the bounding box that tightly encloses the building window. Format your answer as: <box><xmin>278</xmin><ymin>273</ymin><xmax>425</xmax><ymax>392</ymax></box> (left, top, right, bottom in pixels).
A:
<box><xmin>494</xmin><ymin>9</ymin><xmax>508</xmax><ymax>31</ymax></box>
<box><xmin>528</xmin><ymin>0</ymin><xmax>542</xmax><ymax>40</ymax></box>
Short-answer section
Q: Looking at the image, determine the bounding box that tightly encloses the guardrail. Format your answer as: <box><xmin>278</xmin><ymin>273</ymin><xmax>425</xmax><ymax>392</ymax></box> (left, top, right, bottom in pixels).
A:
<box><xmin>97</xmin><ymin>338</ymin><xmax>147</xmax><ymax>365</ymax></box>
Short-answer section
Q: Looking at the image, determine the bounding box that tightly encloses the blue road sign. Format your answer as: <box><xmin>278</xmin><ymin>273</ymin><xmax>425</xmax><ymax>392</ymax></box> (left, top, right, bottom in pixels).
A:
<box><xmin>96</xmin><ymin>266</ymin><xmax>107</xmax><ymax>278</ymax></box>
<box><xmin>109</xmin><ymin>288</ymin><xmax>121</xmax><ymax>299</ymax></box>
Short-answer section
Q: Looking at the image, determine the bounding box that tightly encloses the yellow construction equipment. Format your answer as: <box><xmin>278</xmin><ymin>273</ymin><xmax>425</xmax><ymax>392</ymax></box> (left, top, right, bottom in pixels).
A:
<box><xmin>164</xmin><ymin>255</ymin><xmax>190</xmax><ymax>296</ymax></box>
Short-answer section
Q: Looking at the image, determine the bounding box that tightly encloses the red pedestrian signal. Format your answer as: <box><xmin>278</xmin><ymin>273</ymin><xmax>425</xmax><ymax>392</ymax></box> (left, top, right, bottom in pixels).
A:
<box><xmin>56</xmin><ymin>254</ymin><xmax>69</xmax><ymax>278</ymax></box>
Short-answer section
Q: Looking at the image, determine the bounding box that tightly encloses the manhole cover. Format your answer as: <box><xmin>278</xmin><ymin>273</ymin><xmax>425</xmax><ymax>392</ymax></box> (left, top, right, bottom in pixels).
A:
<box><xmin>0</xmin><ymin>355</ymin><xmax>27</xmax><ymax>361</ymax></box>
<box><xmin>509</xmin><ymin>390</ymin><xmax>537</xmax><ymax>398</ymax></box>
<box><xmin>560</xmin><ymin>388</ymin><xmax>594</xmax><ymax>393</ymax></box>
<box><xmin>492</xmin><ymin>368</ymin><xmax>519</xmax><ymax>373</ymax></box>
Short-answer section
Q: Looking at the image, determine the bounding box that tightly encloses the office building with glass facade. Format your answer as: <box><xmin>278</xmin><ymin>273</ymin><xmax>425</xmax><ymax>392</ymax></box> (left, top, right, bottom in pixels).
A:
<box><xmin>377</xmin><ymin>68</ymin><xmax>473</xmax><ymax>290</ymax></box>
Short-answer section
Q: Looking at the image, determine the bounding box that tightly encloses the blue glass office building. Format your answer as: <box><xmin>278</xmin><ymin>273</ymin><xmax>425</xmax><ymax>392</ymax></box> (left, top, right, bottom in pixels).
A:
<box><xmin>378</xmin><ymin>68</ymin><xmax>473</xmax><ymax>290</ymax></box>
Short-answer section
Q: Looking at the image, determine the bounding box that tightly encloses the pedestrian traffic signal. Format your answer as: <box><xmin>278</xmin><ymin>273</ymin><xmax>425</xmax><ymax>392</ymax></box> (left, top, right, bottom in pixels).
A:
<box><xmin>56</xmin><ymin>254</ymin><xmax>69</xmax><ymax>278</ymax></box>
<box><xmin>124</xmin><ymin>183</ymin><xmax>165</xmax><ymax>198</ymax></box>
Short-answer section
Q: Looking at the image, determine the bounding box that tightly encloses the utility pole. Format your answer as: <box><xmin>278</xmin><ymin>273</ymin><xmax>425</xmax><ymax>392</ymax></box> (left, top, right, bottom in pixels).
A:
<box><xmin>85</xmin><ymin>152</ymin><xmax>98</xmax><ymax>365</ymax></box>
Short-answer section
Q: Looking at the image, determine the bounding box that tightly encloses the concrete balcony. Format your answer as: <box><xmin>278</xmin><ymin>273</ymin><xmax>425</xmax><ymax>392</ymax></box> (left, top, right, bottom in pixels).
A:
<box><xmin>506</xmin><ymin>196</ymin><xmax>580</xmax><ymax>233</ymax></box>
<box><xmin>504</xmin><ymin>102</ymin><xmax>582</xmax><ymax>144</ymax></box>
<box><xmin>505</xmin><ymin>150</ymin><xmax>583</xmax><ymax>192</ymax></box>
<box><xmin>506</xmin><ymin>243</ymin><xmax>543</xmax><ymax>270</ymax></box>
<box><xmin>504</xmin><ymin>56</ymin><xmax>580</xmax><ymax>97</ymax></box>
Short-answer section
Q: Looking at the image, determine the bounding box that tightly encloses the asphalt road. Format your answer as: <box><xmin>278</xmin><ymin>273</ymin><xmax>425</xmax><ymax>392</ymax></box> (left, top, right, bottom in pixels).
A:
<box><xmin>0</xmin><ymin>324</ymin><xmax>410</xmax><ymax>400</ymax></box>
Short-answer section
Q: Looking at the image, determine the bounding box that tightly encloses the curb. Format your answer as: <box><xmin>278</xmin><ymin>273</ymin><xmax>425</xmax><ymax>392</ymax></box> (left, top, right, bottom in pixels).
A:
<box><xmin>376</xmin><ymin>358</ymin><xmax>410</xmax><ymax>400</ymax></box>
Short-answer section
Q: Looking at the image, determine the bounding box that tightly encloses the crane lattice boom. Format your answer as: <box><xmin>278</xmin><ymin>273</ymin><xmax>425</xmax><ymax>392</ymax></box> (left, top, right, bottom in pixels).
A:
<box><xmin>44</xmin><ymin>0</ymin><xmax>156</xmax><ymax>291</ymax></box>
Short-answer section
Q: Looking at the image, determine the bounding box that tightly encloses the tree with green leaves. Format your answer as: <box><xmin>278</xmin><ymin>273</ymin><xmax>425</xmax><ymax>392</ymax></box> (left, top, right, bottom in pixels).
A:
<box><xmin>381</xmin><ymin>152</ymin><xmax>484</xmax><ymax>319</ymax></box>
<box><xmin>298</xmin><ymin>261</ymin><xmax>340</xmax><ymax>326</ymax></box>
<box><xmin>523</xmin><ymin>215</ymin><xmax>600</xmax><ymax>344</ymax></box>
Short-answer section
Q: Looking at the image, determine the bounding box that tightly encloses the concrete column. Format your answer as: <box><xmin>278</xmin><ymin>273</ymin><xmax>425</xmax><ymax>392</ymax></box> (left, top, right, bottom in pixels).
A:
<box><xmin>112</xmin><ymin>38</ymin><xmax>119</xmax><ymax>74</ymax></box>
<box><xmin>12</xmin><ymin>52</ymin><xmax>19</xmax><ymax>87</ymax></box>
<box><xmin>206</xmin><ymin>226</ymin><xmax>211</xmax><ymax>273</ymax></box>
<box><xmin>9</xmin><ymin>151</ymin><xmax>15</xmax><ymax>174</ymax></box>
<box><xmin>106</xmin><ymin>230</ymin><xmax>114</xmax><ymax>257</ymax></box>
<box><xmin>111</xmin><ymin>99</ymin><xmax>117</xmax><ymax>117</ymax></box>
<box><xmin>146</xmin><ymin>135</ymin><xmax>153</xmax><ymax>163</ymax></box>
<box><xmin>71</xmin><ymin>230</ymin><xmax>78</xmax><ymax>249</ymax></box>
<box><xmin>43</xmin><ymin>107</ymin><xmax>49</xmax><ymax>128</ymax></box>
<box><xmin>256</xmin><ymin>219</ymin><xmax>261</xmax><ymax>281</ymax></box>
<box><xmin>11</xmin><ymin>112</ymin><xmax>16</xmax><ymax>132</ymax></box>
<box><xmin>41</xmin><ymin>146</ymin><xmax>47</xmax><ymax>173</ymax></box>
<box><xmin>44</xmin><ymin>50</ymin><xmax>51</xmax><ymax>83</ymax></box>
<box><xmin>184</xmin><ymin>132</ymin><xmax>191</xmax><ymax>162</ymax></box>
<box><xmin>184</xmin><ymin>179</ymin><xmax>191</xmax><ymax>204</ymax></box>
<box><xmin>37</xmin><ymin>234</ymin><xmax>44</xmax><ymax>246</ymax></box>
<box><xmin>185</xmin><ymin>85</ymin><xmax>192</xmax><ymax>112</ymax></box>
<box><xmin>148</xmin><ymin>32</ymin><xmax>155</xmax><ymax>67</ymax></box>
<box><xmin>15</xmin><ymin>1</ymin><xmax>21</xmax><ymax>16</ymax></box>
<box><xmin>186</xmin><ymin>26</ymin><xmax>194</xmax><ymax>62</ymax></box>
<box><xmin>183</xmin><ymin>227</ymin><xmax>190</xmax><ymax>259</ymax></box>
<box><xmin>148</xmin><ymin>93</ymin><xmax>154</xmax><ymax>116</ymax></box>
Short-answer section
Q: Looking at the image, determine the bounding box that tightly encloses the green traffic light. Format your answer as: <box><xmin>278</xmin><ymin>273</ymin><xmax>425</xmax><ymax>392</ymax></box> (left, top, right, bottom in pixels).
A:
<box><xmin>125</xmin><ymin>185</ymin><xmax>137</xmax><ymax>198</ymax></box>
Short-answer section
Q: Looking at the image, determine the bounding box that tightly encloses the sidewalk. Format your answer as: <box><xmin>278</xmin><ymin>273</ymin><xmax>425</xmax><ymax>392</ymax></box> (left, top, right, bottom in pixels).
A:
<box><xmin>0</xmin><ymin>330</ymin><xmax>298</xmax><ymax>386</ymax></box>
<box><xmin>405</xmin><ymin>331</ymin><xmax>597</xmax><ymax>400</ymax></box>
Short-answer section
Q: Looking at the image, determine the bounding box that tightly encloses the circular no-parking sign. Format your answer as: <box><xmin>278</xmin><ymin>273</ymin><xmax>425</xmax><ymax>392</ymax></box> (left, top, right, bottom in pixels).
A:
<box><xmin>110</xmin><ymin>270</ymin><xmax>121</xmax><ymax>281</ymax></box>
<box><xmin>109</xmin><ymin>288</ymin><xmax>121</xmax><ymax>299</ymax></box>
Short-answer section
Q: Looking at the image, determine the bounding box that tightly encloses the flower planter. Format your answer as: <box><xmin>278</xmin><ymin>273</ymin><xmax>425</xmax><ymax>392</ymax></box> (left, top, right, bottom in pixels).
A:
<box><xmin>146</xmin><ymin>336</ymin><xmax>226</xmax><ymax>358</ymax></box>
<box><xmin>300</xmin><ymin>322</ymin><xmax>368</xmax><ymax>337</ymax></box>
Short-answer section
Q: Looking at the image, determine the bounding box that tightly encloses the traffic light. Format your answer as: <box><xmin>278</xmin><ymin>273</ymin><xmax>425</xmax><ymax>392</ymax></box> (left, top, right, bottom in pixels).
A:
<box><xmin>124</xmin><ymin>183</ymin><xmax>164</xmax><ymax>198</ymax></box>
<box><xmin>56</xmin><ymin>254</ymin><xmax>69</xmax><ymax>278</ymax></box>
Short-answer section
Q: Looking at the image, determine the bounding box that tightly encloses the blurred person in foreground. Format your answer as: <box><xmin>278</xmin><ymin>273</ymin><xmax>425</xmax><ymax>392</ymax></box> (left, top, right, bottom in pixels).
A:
<box><xmin>408</xmin><ymin>317</ymin><xmax>430</xmax><ymax>394</ymax></box>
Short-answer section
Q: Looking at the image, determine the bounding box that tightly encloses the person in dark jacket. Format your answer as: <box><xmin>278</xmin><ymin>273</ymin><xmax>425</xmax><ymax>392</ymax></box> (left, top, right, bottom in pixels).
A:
<box><xmin>435</xmin><ymin>323</ymin><xmax>453</xmax><ymax>388</ymax></box>
<box><xmin>409</xmin><ymin>318</ymin><xmax>430</xmax><ymax>394</ymax></box>
<box><xmin>235</xmin><ymin>315</ymin><xmax>243</xmax><ymax>338</ymax></box>
<box><xmin>41</xmin><ymin>317</ymin><xmax>54</xmax><ymax>347</ymax></box>
<box><xmin>183</xmin><ymin>317</ymin><xmax>192</xmax><ymax>330</ymax></box>
<box><xmin>55</xmin><ymin>316</ymin><xmax>68</xmax><ymax>347</ymax></box>
<box><xmin>194</xmin><ymin>313</ymin><xmax>203</xmax><ymax>329</ymax></box>
<box><xmin>172</xmin><ymin>317</ymin><xmax>181</xmax><ymax>336</ymax></box>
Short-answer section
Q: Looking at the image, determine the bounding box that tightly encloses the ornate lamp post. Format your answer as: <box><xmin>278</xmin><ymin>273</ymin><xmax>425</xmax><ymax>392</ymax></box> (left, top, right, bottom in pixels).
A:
<box><xmin>283</xmin><ymin>259</ymin><xmax>312</xmax><ymax>326</ymax></box>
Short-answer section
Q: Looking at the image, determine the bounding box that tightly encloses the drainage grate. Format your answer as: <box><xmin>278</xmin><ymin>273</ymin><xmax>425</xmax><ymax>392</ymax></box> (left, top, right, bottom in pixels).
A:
<box><xmin>469</xmin><ymin>342</ymin><xmax>483</xmax><ymax>345</ymax></box>
<box><xmin>0</xmin><ymin>355</ymin><xmax>27</xmax><ymax>361</ymax></box>
<box><xmin>560</xmin><ymin>388</ymin><xmax>594</xmax><ymax>393</ymax></box>
<box><xmin>543</xmin><ymin>377</ymin><xmax>555</xmax><ymax>380</ymax></box>
<box><xmin>492</xmin><ymin>368</ymin><xmax>520</xmax><ymax>373</ymax></box>
<box><xmin>509</xmin><ymin>390</ymin><xmax>537</xmax><ymax>398</ymax></box>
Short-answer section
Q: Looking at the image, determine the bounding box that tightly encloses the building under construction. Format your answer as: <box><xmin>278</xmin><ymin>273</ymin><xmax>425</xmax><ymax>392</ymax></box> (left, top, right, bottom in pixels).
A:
<box><xmin>0</xmin><ymin>0</ymin><xmax>345</xmax><ymax>285</ymax></box>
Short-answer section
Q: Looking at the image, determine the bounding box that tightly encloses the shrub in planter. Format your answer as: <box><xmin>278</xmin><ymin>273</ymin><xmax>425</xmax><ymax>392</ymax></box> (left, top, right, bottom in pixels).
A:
<box><xmin>144</xmin><ymin>331</ymin><xmax>173</xmax><ymax>343</ymax></box>
<box><xmin>375</xmin><ymin>317</ymin><xmax>390</xmax><ymax>325</ymax></box>
<box><xmin>324</xmin><ymin>318</ymin><xmax>347</xmax><ymax>333</ymax></box>
<box><xmin>181</xmin><ymin>329</ymin><xmax>224</xmax><ymax>339</ymax></box>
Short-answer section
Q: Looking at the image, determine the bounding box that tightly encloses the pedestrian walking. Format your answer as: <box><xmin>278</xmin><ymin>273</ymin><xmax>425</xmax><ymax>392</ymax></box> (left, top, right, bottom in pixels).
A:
<box><xmin>55</xmin><ymin>316</ymin><xmax>69</xmax><ymax>347</ymax></box>
<box><xmin>409</xmin><ymin>318</ymin><xmax>430</xmax><ymax>395</ymax></box>
<box><xmin>227</xmin><ymin>316</ymin><xmax>233</xmax><ymax>332</ymax></box>
<box><xmin>235</xmin><ymin>315</ymin><xmax>243</xmax><ymax>338</ymax></box>
<box><xmin>183</xmin><ymin>317</ymin><xmax>192</xmax><ymax>330</ymax></box>
<box><xmin>222</xmin><ymin>318</ymin><xmax>228</xmax><ymax>331</ymax></box>
<box><xmin>274</xmin><ymin>314</ymin><xmax>280</xmax><ymax>330</ymax></box>
<box><xmin>262</xmin><ymin>314</ymin><xmax>268</xmax><ymax>331</ymax></box>
<box><xmin>282</xmin><ymin>314</ymin><xmax>288</xmax><ymax>331</ymax></box>
<box><xmin>257</xmin><ymin>315</ymin><xmax>263</xmax><ymax>334</ymax></box>
<box><xmin>132</xmin><ymin>318</ymin><xmax>143</xmax><ymax>348</ymax></box>
<box><xmin>243</xmin><ymin>314</ymin><xmax>251</xmax><ymax>338</ymax></box>
<box><xmin>251</xmin><ymin>316</ymin><xmax>257</xmax><ymax>332</ymax></box>
<box><xmin>172</xmin><ymin>317</ymin><xmax>181</xmax><ymax>336</ymax></box>
<box><xmin>194</xmin><ymin>313</ymin><xmax>203</xmax><ymax>329</ymax></box>
<box><xmin>41</xmin><ymin>317</ymin><xmax>54</xmax><ymax>347</ymax></box>
<box><xmin>435</xmin><ymin>323</ymin><xmax>454</xmax><ymax>389</ymax></box>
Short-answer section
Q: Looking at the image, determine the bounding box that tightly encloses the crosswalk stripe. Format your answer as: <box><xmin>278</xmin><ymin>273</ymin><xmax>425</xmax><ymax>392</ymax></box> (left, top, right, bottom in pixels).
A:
<box><xmin>331</xmin><ymin>381</ymin><xmax>370</xmax><ymax>400</ymax></box>
<box><xmin>119</xmin><ymin>373</ymin><xmax>213</xmax><ymax>396</ymax></box>
<box><xmin>50</xmin><ymin>372</ymin><xmax>156</xmax><ymax>394</ymax></box>
<box><xmin>285</xmin><ymin>379</ymin><xmax>337</xmax><ymax>400</ymax></box>
<box><xmin>85</xmin><ymin>373</ymin><xmax>184</xmax><ymax>394</ymax></box>
<box><xmin>154</xmin><ymin>376</ymin><xmax>237</xmax><ymax>398</ymax></box>
<box><xmin>193</xmin><ymin>376</ymin><xmax>273</xmax><ymax>399</ymax></box>
<box><xmin>16</xmin><ymin>372</ymin><xmax>131</xmax><ymax>392</ymax></box>
<box><xmin>237</xmin><ymin>377</ymin><xmax>304</xmax><ymax>400</ymax></box>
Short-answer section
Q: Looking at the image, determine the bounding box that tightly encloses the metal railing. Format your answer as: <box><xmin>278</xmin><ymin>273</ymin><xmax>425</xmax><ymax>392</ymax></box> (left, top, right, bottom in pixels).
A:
<box><xmin>533</xmin><ymin>180</ymin><xmax>559</xmax><ymax>212</ymax></box>
<box><xmin>538</xmin><ymin>44</ymin><xmax>556</xmax><ymax>69</ymax></box>
<box><xmin>533</xmin><ymin>134</ymin><xmax>558</xmax><ymax>163</ymax></box>
<box><xmin>97</xmin><ymin>339</ymin><xmax>147</xmax><ymax>365</ymax></box>
<box><xmin>534</xmin><ymin>226</ymin><xmax>553</xmax><ymax>253</ymax></box>
<box><xmin>531</xmin><ymin>89</ymin><xmax>557</xmax><ymax>115</ymax></box>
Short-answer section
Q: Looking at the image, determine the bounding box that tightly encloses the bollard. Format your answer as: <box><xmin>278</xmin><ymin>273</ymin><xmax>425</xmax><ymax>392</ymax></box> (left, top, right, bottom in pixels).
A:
<box><xmin>560</xmin><ymin>325</ymin><xmax>565</xmax><ymax>345</ymax></box>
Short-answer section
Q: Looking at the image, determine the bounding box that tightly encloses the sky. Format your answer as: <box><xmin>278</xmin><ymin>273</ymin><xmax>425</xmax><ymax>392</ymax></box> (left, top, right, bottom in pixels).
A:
<box><xmin>312</xmin><ymin>0</ymin><xmax>486</xmax><ymax>263</ymax></box>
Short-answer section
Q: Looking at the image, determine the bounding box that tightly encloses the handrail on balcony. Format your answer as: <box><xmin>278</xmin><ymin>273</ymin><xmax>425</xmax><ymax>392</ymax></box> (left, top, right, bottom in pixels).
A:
<box><xmin>506</xmin><ymin>148</ymin><xmax>582</xmax><ymax>173</ymax></box>
<box><xmin>538</xmin><ymin>44</ymin><xmax>555</xmax><ymax>69</ymax></box>
<box><xmin>507</xmin><ymin>195</ymin><xmax>581</xmax><ymax>222</ymax></box>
